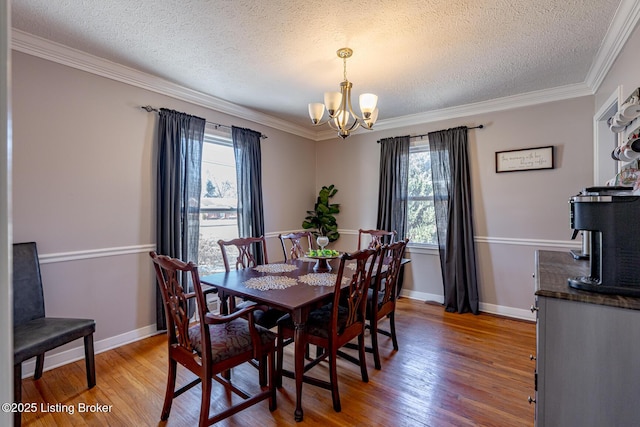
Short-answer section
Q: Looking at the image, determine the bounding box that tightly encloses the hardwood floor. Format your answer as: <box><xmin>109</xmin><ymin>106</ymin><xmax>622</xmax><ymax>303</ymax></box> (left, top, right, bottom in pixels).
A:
<box><xmin>20</xmin><ymin>299</ymin><xmax>536</xmax><ymax>426</ymax></box>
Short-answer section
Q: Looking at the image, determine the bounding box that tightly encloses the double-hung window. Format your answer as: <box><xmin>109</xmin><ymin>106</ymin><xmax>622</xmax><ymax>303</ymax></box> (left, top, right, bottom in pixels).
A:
<box><xmin>406</xmin><ymin>143</ymin><xmax>438</xmax><ymax>246</ymax></box>
<box><xmin>197</xmin><ymin>132</ymin><xmax>239</xmax><ymax>275</ymax></box>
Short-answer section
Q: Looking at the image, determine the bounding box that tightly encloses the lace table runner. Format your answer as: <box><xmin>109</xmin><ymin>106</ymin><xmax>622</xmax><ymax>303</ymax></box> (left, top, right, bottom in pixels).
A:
<box><xmin>346</xmin><ymin>262</ymin><xmax>386</xmax><ymax>273</ymax></box>
<box><xmin>243</xmin><ymin>276</ymin><xmax>298</xmax><ymax>291</ymax></box>
<box><xmin>253</xmin><ymin>263</ymin><xmax>299</xmax><ymax>273</ymax></box>
<box><xmin>298</xmin><ymin>273</ymin><xmax>348</xmax><ymax>287</ymax></box>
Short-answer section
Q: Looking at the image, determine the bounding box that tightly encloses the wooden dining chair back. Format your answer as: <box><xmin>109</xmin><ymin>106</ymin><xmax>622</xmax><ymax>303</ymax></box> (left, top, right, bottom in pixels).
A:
<box><xmin>150</xmin><ymin>251</ymin><xmax>276</xmax><ymax>426</ymax></box>
<box><xmin>12</xmin><ymin>242</ymin><xmax>96</xmax><ymax>427</ymax></box>
<box><xmin>357</xmin><ymin>229</ymin><xmax>397</xmax><ymax>250</ymax></box>
<box><xmin>217</xmin><ymin>235</ymin><xmax>285</xmax><ymax>329</ymax></box>
<box><xmin>276</xmin><ymin>247</ymin><xmax>379</xmax><ymax>413</ymax></box>
<box><xmin>218</xmin><ymin>236</ymin><xmax>268</xmax><ymax>272</ymax></box>
<box><xmin>368</xmin><ymin>238</ymin><xmax>409</xmax><ymax>369</ymax></box>
<box><xmin>279</xmin><ymin>231</ymin><xmax>313</xmax><ymax>261</ymax></box>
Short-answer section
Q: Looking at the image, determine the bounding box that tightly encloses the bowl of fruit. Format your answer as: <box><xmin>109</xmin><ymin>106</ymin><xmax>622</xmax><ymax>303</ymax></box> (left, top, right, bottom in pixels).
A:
<box><xmin>306</xmin><ymin>249</ymin><xmax>341</xmax><ymax>272</ymax></box>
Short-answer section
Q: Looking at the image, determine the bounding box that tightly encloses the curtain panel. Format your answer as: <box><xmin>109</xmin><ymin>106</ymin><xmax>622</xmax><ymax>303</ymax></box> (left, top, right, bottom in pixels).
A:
<box><xmin>376</xmin><ymin>136</ymin><xmax>410</xmax><ymax>240</ymax></box>
<box><xmin>428</xmin><ymin>126</ymin><xmax>479</xmax><ymax>314</ymax></box>
<box><xmin>155</xmin><ymin>108</ymin><xmax>206</xmax><ymax>329</ymax></box>
<box><xmin>232</xmin><ymin>126</ymin><xmax>266</xmax><ymax>263</ymax></box>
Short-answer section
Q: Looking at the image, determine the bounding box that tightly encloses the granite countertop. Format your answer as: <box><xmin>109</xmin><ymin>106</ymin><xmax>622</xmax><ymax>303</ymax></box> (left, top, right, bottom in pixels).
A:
<box><xmin>535</xmin><ymin>249</ymin><xmax>640</xmax><ymax>310</ymax></box>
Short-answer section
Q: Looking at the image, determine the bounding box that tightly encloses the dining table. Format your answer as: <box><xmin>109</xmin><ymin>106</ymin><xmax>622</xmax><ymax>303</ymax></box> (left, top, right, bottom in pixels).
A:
<box><xmin>199</xmin><ymin>255</ymin><xmax>409</xmax><ymax>422</ymax></box>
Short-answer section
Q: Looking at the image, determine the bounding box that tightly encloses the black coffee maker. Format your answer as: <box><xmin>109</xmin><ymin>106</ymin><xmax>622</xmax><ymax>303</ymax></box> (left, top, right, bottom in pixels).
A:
<box><xmin>568</xmin><ymin>186</ymin><xmax>640</xmax><ymax>296</ymax></box>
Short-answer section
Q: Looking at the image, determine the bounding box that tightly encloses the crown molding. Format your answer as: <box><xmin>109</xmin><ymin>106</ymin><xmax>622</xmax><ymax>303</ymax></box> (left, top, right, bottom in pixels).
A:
<box><xmin>11</xmin><ymin>7</ymin><xmax>636</xmax><ymax>144</ymax></box>
<box><xmin>10</xmin><ymin>29</ymin><xmax>317</xmax><ymax>140</ymax></box>
<box><xmin>316</xmin><ymin>82</ymin><xmax>594</xmax><ymax>141</ymax></box>
<box><xmin>585</xmin><ymin>0</ymin><xmax>640</xmax><ymax>92</ymax></box>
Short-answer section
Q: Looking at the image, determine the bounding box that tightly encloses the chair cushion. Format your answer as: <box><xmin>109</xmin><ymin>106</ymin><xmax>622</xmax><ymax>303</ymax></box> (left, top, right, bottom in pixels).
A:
<box><xmin>280</xmin><ymin>304</ymin><xmax>348</xmax><ymax>339</ymax></box>
<box><xmin>188</xmin><ymin>318</ymin><xmax>276</xmax><ymax>364</ymax></box>
<box><xmin>366</xmin><ymin>289</ymin><xmax>383</xmax><ymax>316</ymax></box>
<box><xmin>235</xmin><ymin>300</ymin><xmax>287</xmax><ymax>329</ymax></box>
<box><xmin>14</xmin><ymin>317</ymin><xmax>96</xmax><ymax>364</ymax></box>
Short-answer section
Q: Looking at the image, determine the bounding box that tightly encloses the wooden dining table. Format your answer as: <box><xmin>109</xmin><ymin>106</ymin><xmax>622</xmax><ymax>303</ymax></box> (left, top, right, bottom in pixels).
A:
<box><xmin>200</xmin><ymin>257</ymin><xmax>348</xmax><ymax>421</ymax></box>
<box><xmin>199</xmin><ymin>256</ymin><xmax>409</xmax><ymax>422</ymax></box>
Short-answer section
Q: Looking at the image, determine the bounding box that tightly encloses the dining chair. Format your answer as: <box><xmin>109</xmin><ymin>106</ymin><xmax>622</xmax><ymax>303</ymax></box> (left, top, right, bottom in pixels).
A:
<box><xmin>217</xmin><ymin>236</ymin><xmax>286</xmax><ymax>326</ymax></box>
<box><xmin>276</xmin><ymin>247</ymin><xmax>380</xmax><ymax>413</ymax></box>
<box><xmin>357</xmin><ymin>229</ymin><xmax>397</xmax><ymax>250</ymax></box>
<box><xmin>12</xmin><ymin>242</ymin><xmax>96</xmax><ymax>427</ymax></box>
<box><xmin>367</xmin><ymin>238</ymin><xmax>409</xmax><ymax>369</ymax></box>
<box><xmin>218</xmin><ymin>236</ymin><xmax>269</xmax><ymax>272</ymax></box>
<box><xmin>278</xmin><ymin>231</ymin><xmax>313</xmax><ymax>261</ymax></box>
<box><xmin>150</xmin><ymin>251</ymin><xmax>276</xmax><ymax>426</ymax></box>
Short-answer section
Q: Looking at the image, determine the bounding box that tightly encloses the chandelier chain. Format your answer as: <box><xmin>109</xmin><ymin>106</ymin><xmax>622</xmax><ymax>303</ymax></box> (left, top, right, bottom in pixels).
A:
<box><xmin>343</xmin><ymin>56</ymin><xmax>347</xmax><ymax>81</ymax></box>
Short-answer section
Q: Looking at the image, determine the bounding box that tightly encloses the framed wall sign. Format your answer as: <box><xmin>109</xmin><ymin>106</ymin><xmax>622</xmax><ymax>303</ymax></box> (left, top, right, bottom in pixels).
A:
<box><xmin>495</xmin><ymin>145</ymin><xmax>554</xmax><ymax>173</ymax></box>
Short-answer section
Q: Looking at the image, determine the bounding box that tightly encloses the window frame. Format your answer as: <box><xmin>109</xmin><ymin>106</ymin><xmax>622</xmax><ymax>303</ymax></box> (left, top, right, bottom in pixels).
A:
<box><xmin>406</xmin><ymin>141</ymin><xmax>438</xmax><ymax>249</ymax></box>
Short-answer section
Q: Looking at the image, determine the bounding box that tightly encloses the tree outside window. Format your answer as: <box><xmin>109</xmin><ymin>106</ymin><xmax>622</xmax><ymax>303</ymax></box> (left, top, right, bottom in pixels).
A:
<box><xmin>406</xmin><ymin>146</ymin><xmax>437</xmax><ymax>245</ymax></box>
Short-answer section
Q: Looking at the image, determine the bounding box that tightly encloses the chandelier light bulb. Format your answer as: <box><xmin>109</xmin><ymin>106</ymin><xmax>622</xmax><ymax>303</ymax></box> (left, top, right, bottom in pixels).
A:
<box><xmin>359</xmin><ymin>93</ymin><xmax>378</xmax><ymax>117</ymax></box>
<box><xmin>308</xmin><ymin>103</ymin><xmax>325</xmax><ymax>124</ymax></box>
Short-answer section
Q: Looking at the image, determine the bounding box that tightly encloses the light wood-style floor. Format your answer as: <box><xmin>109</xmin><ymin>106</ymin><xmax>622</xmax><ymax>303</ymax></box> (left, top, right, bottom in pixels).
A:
<box><xmin>21</xmin><ymin>299</ymin><xmax>536</xmax><ymax>426</ymax></box>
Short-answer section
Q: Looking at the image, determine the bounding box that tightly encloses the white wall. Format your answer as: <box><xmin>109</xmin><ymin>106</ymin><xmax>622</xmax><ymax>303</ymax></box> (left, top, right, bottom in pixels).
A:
<box><xmin>317</xmin><ymin>96</ymin><xmax>594</xmax><ymax>319</ymax></box>
<box><xmin>11</xmin><ymin>51</ymin><xmax>316</xmax><ymax>373</ymax></box>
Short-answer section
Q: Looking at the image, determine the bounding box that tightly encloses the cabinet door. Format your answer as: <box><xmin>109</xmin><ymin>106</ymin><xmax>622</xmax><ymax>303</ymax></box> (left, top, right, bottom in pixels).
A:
<box><xmin>537</xmin><ymin>296</ymin><xmax>640</xmax><ymax>426</ymax></box>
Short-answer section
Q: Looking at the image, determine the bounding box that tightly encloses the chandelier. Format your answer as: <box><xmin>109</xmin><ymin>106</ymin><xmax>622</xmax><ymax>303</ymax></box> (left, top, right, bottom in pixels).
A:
<box><xmin>308</xmin><ymin>48</ymin><xmax>379</xmax><ymax>139</ymax></box>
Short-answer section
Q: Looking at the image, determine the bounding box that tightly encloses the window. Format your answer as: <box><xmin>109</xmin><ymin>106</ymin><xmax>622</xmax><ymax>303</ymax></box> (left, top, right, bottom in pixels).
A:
<box><xmin>197</xmin><ymin>133</ymin><xmax>239</xmax><ymax>275</ymax></box>
<box><xmin>406</xmin><ymin>144</ymin><xmax>438</xmax><ymax>245</ymax></box>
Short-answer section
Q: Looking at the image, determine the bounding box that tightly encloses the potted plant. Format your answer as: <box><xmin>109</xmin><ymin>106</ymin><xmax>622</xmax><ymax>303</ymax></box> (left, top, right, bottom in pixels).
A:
<box><xmin>302</xmin><ymin>185</ymin><xmax>340</xmax><ymax>245</ymax></box>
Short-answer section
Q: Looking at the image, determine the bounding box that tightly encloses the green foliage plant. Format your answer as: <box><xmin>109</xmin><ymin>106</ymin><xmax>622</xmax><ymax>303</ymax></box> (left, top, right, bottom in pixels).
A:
<box><xmin>302</xmin><ymin>185</ymin><xmax>340</xmax><ymax>242</ymax></box>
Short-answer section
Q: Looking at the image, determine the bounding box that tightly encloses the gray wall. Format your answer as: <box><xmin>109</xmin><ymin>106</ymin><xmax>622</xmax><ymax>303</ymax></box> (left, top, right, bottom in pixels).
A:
<box><xmin>596</xmin><ymin>23</ymin><xmax>640</xmax><ymax>112</ymax></box>
<box><xmin>11</xmin><ymin>51</ymin><xmax>316</xmax><ymax>372</ymax></box>
<box><xmin>318</xmin><ymin>96</ymin><xmax>594</xmax><ymax>319</ymax></box>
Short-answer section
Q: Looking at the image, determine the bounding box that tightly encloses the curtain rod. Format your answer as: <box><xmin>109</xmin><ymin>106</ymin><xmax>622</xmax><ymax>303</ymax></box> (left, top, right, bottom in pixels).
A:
<box><xmin>376</xmin><ymin>124</ymin><xmax>484</xmax><ymax>143</ymax></box>
<box><xmin>140</xmin><ymin>105</ymin><xmax>268</xmax><ymax>139</ymax></box>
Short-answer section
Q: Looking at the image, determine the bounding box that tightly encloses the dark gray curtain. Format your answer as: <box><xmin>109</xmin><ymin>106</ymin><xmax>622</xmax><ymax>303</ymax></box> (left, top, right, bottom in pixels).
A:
<box><xmin>376</xmin><ymin>136</ymin><xmax>410</xmax><ymax>239</ymax></box>
<box><xmin>155</xmin><ymin>108</ymin><xmax>205</xmax><ymax>329</ymax></box>
<box><xmin>428</xmin><ymin>126</ymin><xmax>479</xmax><ymax>314</ymax></box>
<box><xmin>232</xmin><ymin>126</ymin><xmax>265</xmax><ymax>263</ymax></box>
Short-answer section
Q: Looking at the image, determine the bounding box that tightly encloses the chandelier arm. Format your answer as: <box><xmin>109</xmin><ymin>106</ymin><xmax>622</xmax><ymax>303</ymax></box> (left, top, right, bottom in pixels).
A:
<box><xmin>327</xmin><ymin>119</ymin><xmax>340</xmax><ymax>131</ymax></box>
<box><xmin>311</xmin><ymin>117</ymin><xmax>337</xmax><ymax>127</ymax></box>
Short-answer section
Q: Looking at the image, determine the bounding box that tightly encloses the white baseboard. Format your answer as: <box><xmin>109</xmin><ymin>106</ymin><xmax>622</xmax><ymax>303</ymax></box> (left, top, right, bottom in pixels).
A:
<box><xmin>479</xmin><ymin>302</ymin><xmax>535</xmax><ymax>321</ymax></box>
<box><xmin>400</xmin><ymin>289</ymin><xmax>445</xmax><ymax>304</ymax></box>
<box><xmin>21</xmin><ymin>324</ymin><xmax>161</xmax><ymax>378</ymax></box>
<box><xmin>400</xmin><ymin>291</ymin><xmax>535</xmax><ymax>321</ymax></box>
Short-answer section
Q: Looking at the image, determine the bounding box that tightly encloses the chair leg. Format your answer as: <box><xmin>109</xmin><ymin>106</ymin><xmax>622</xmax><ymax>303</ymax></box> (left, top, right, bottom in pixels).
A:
<box><xmin>161</xmin><ymin>359</ymin><xmax>178</xmax><ymax>421</ymax></box>
<box><xmin>370</xmin><ymin>319</ymin><xmax>382</xmax><ymax>370</ymax></box>
<box><xmin>84</xmin><ymin>334</ymin><xmax>96</xmax><ymax>388</ymax></box>
<box><xmin>268</xmin><ymin>348</ymin><xmax>277</xmax><ymax>411</ymax></box>
<box><xmin>389</xmin><ymin>311</ymin><xmax>399</xmax><ymax>351</ymax></box>
<box><xmin>34</xmin><ymin>354</ymin><xmax>44</xmax><ymax>380</ymax></box>
<box><xmin>276</xmin><ymin>328</ymin><xmax>284</xmax><ymax>389</ymax></box>
<box><xmin>258</xmin><ymin>355</ymin><xmax>267</xmax><ymax>387</ymax></box>
<box><xmin>329</xmin><ymin>347</ymin><xmax>341</xmax><ymax>412</ymax></box>
<box><xmin>199</xmin><ymin>376</ymin><xmax>212</xmax><ymax>427</ymax></box>
<box><xmin>358</xmin><ymin>333</ymin><xmax>369</xmax><ymax>383</ymax></box>
<box><xmin>14</xmin><ymin>364</ymin><xmax>22</xmax><ymax>427</ymax></box>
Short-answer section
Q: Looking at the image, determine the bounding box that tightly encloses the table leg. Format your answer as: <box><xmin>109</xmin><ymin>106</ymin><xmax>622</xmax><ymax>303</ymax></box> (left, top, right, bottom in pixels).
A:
<box><xmin>293</xmin><ymin>311</ymin><xmax>305</xmax><ymax>422</ymax></box>
<box><xmin>218</xmin><ymin>291</ymin><xmax>229</xmax><ymax>315</ymax></box>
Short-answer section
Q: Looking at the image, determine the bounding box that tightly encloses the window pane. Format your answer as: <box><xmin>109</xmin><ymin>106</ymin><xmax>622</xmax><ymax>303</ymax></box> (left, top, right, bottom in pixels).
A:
<box><xmin>407</xmin><ymin>200</ymin><xmax>437</xmax><ymax>245</ymax></box>
<box><xmin>198</xmin><ymin>139</ymin><xmax>239</xmax><ymax>275</ymax></box>
<box><xmin>407</xmin><ymin>147</ymin><xmax>437</xmax><ymax>245</ymax></box>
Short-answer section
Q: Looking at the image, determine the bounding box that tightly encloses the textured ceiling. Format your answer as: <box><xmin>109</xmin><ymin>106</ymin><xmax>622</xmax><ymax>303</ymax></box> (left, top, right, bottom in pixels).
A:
<box><xmin>11</xmin><ymin>0</ymin><xmax>624</xmax><ymax>131</ymax></box>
